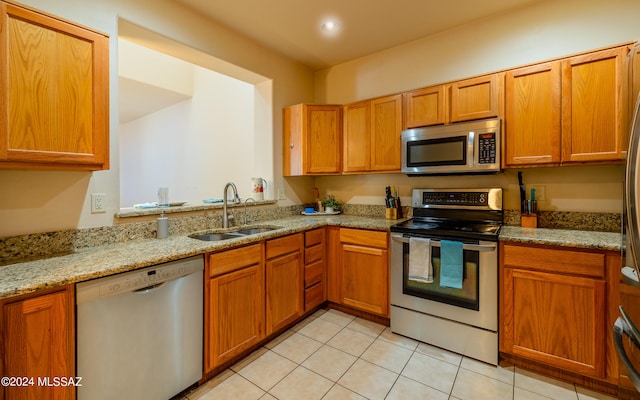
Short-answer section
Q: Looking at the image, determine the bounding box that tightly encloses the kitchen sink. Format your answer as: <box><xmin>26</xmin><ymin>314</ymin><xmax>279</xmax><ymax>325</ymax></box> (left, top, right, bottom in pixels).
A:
<box><xmin>189</xmin><ymin>232</ymin><xmax>245</xmax><ymax>241</ymax></box>
<box><xmin>189</xmin><ymin>225</ymin><xmax>281</xmax><ymax>242</ymax></box>
<box><xmin>235</xmin><ymin>227</ymin><xmax>277</xmax><ymax>235</ymax></box>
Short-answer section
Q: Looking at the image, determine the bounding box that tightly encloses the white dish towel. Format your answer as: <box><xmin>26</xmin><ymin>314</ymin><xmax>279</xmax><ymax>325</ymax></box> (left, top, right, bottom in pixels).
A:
<box><xmin>409</xmin><ymin>237</ymin><xmax>433</xmax><ymax>283</ymax></box>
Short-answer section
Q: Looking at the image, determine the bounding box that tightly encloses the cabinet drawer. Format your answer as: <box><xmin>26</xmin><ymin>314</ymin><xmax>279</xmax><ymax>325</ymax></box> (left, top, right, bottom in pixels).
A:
<box><xmin>266</xmin><ymin>233</ymin><xmax>303</xmax><ymax>259</ymax></box>
<box><xmin>305</xmin><ymin>282</ymin><xmax>325</xmax><ymax>311</ymax></box>
<box><xmin>305</xmin><ymin>228</ymin><xmax>324</xmax><ymax>247</ymax></box>
<box><xmin>304</xmin><ymin>260</ymin><xmax>324</xmax><ymax>288</ymax></box>
<box><xmin>208</xmin><ymin>244</ymin><xmax>262</xmax><ymax>277</ymax></box>
<box><xmin>305</xmin><ymin>243</ymin><xmax>324</xmax><ymax>264</ymax></box>
<box><xmin>502</xmin><ymin>243</ymin><xmax>605</xmax><ymax>278</ymax></box>
<box><xmin>339</xmin><ymin>228</ymin><xmax>387</xmax><ymax>249</ymax></box>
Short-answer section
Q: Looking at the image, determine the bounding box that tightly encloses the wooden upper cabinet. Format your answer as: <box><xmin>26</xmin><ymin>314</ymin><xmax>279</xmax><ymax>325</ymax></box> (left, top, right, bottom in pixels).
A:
<box><xmin>343</xmin><ymin>94</ymin><xmax>402</xmax><ymax>173</ymax></box>
<box><xmin>561</xmin><ymin>47</ymin><xmax>628</xmax><ymax>163</ymax></box>
<box><xmin>404</xmin><ymin>85</ymin><xmax>446</xmax><ymax>128</ymax></box>
<box><xmin>0</xmin><ymin>2</ymin><xmax>109</xmax><ymax>170</ymax></box>
<box><xmin>343</xmin><ymin>101</ymin><xmax>371</xmax><ymax>172</ymax></box>
<box><xmin>370</xmin><ymin>95</ymin><xmax>402</xmax><ymax>171</ymax></box>
<box><xmin>504</xmin><ymin>45</ymin><xmax>630</xmax><ymax>167</ymax></box>
<box><xmin>450</xmin><ymin>73</ymin><xmax>503</xmax><ymax>123</ymax></box>
<box><xmin>505</xmin><ymin>62</ymin><xmax>562</xmax><ymax>166</ymax></box>
<box><xmin>283</xmin><ymin>104</ymin><xmax>342</xmax><ymax>176</ymax></box>
<box><xmin>404</xmin><ymin>73</ymin><xmax>503</xmax><ymax>129</ymax></box>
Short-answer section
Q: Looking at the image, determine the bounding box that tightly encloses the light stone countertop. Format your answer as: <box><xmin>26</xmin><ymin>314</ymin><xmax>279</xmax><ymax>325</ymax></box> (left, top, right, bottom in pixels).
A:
<box><xmin>500</xmin><ymin>225</ymin><xmax>622</xmax><ymax>251</ymax></box>
<box><xmin>0</xmin><ymin>215</ymin><xmax>622</xmax><ymax>300</ymax></box>
<box><xmin>0</xmin><ymin>215</ymin><xmax>399</xmax><ymax>300</ymax></box>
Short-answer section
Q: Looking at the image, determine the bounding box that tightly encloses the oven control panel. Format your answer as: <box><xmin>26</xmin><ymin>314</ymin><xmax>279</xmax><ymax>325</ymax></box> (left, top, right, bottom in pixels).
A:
<box><xmin>422</xmin><ymin>191</ymin><xmax>486</xmax><ymax>206</ymax></box>
<box><xmin>412</xmin><ymin>188</ymin><xmax>502</xmax><ymax>210</ymax></box>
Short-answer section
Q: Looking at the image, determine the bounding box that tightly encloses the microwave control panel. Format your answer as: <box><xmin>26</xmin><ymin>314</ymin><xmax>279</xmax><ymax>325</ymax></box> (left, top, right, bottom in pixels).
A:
<box><xmin>478</xmin><ymin>132</ymin><xmax>497</xmax><ymax>164</ymax></box>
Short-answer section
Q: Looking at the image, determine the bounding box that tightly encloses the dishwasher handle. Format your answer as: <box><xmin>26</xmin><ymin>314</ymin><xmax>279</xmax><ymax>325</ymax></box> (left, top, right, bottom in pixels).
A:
<box><xmin>133</xmin><ymin>282</ymin><xmax>166</xmax><ymax>294</ymax></box>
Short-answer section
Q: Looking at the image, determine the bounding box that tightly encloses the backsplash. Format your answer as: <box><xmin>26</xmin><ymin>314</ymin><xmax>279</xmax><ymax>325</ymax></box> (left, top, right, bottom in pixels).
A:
<box><xmin>0</xmin><ymin>204</ymin><xmax>621</xmax><ymax>266</ymax></box>
<box><xmin>0</xmin><ymin>205</ymin><xmax>304</xmax><ymax>265</ymax></box>
<box><xmin>503</xmin><ymin>210</ymin><xmax>621</xmax><ymax>232</ymax></box>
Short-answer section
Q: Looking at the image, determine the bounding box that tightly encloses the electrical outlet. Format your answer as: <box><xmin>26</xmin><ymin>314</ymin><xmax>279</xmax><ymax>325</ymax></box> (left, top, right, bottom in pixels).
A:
<box><xmin>91</xmin><ymin>193</ymin><xmax>106</xmax><ymax>213</ymax></box>
<box><xmin>277</xmin><ymin>188</ymin><xmax>286</xmax><ymax>200</ymax></box>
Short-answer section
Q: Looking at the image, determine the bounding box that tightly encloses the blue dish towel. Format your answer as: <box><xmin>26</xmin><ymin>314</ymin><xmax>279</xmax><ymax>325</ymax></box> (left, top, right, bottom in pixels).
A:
<box><xmin>440</xmin><ymin>240</ymin><xmax>463</xmax><ymax>289</ymax></box>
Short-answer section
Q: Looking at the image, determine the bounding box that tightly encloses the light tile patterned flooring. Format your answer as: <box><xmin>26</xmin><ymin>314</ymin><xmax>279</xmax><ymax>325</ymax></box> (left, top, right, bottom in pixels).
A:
<box><xmin>182</xmin><ymin>308</ymin><xmax>619</xmax><ymax>400</ymax></box>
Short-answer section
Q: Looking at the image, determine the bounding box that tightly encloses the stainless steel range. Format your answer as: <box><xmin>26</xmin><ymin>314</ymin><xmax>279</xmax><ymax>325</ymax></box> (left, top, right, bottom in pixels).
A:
<box><xmin>390</xmin><ymin>188</ymin><xmax>502</xmax><ymax>365</ymax></box>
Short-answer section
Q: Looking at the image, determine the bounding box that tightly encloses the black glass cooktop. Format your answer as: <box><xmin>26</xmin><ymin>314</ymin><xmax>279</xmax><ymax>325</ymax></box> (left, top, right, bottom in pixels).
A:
<box><xmin>391</xmin><ymin>217</ymin><xmax>502</xmax><ymax>241</ymax></box>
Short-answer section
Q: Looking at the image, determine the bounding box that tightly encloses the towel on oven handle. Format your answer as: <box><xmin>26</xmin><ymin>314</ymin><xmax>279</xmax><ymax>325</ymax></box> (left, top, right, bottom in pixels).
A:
<box><xmin>439</xmin><ymin>240</ymin><xmax>463</xmax><ymax>289</ymax></box>
<box><xmin>409</xmin><ymin>237</ymin><xmax>433</xmax><ymax>283</ymax></box>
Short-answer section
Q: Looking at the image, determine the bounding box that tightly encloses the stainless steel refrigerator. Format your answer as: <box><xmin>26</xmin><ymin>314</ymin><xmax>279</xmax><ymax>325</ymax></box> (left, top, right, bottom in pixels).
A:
<box><xmin>615</xmin><ymin>93</ymin><xmax>640</xmax><ymax>394</ymax></box>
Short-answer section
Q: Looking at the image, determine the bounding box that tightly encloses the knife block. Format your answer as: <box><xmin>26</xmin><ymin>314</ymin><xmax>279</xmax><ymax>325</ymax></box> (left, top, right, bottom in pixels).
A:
<box><xmin>521</xmin><ymin>214</ymin><xmax>537</xmax><ymax>228</ymax></box>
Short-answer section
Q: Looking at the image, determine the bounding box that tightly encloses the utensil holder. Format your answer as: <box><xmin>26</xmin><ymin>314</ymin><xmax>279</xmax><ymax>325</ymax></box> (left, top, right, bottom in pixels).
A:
<box><xmin>386</xmin><ymin>208</ymin><xmax>398</xmax><ymax>220</ymax></box>
<box><xmin>521</xmin><ymin>214</ymin><xmax>537</xmax><ymax>228</ymax></box>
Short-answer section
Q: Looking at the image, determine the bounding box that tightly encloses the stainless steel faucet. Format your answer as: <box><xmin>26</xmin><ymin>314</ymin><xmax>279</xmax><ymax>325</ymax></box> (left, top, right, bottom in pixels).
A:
<box><xmin>243</xmin><ymin>198</ymin><xmax>256</xmax><ymax>225</ymax></box>
<box><xmin>222</xmin><ymin>182</ymin><xmax>240</xmax><ymax>228</ymax></box>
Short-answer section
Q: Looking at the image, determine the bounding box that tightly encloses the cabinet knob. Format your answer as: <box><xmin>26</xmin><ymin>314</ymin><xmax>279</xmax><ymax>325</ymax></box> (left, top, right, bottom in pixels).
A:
<box><xmin>290</xmin><ymin>143</ymin><xmax>294</xmax><ymax>149</ymax></box>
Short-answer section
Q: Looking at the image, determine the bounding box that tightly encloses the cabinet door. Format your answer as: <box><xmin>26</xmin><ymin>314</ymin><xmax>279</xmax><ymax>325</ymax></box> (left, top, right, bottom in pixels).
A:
<box><xmin>306</xmin><ymin>105</ymin><xmax>342</xmax><ymax>174</ymax></box>
<box><xmin>505</xmin><ymin>62</ymin><xmax>562</xmax><ymax>166</ymax></box>
<box><xmin>340</xmin><ymin>243</ymin><xmax>389</xmax><ymax>316</ymax></box>
<box><xmin>502</xmin><ymin>268</ymin><xmax>606</xmax><ymax>377</ymax></box>
<box><xmin>2</xmin><ymin>287</ymin><xmax>75</xmax><ymax>400</ymax></box>
<box><xmin>343</xmin><ymin>101</ymin><xmax>371</xmax><ymax>172</ymax></box>
<box><xmin>284</xmin><ymin>104</ymin><xmax>342</xmax><ymax>176</ymax></box>
<box><xmin>450</xmin><ymin>74</ymin><xmax>503</xmax><ymax>123</ymax></box>
<box><xmin>561</xmin><ymin>47</ymin><xmax>628</xmax><ymax>163</ymax></box>
<box><xmin>0</xmin><ymin>3</ymin><xmax>109</xmax><ymax>170</ymax></box>
<box><xmin>207</xmin><ymin>265</ymin><xmax>264</xmax><ymax>370</ymax></box>
<box><xmin>404</xmin><ymin>85</ymin><xmax>446</xmax><ymax>128</ymax></box>
<box><xmin>266</xmin><ymin>252</ymin><xmax>303</xmax><ymax>335</ymax></box>
<box><xmin>370</xmin><ymin>94</ymin><xmax>402</xmax><ymax>172</ymax></box>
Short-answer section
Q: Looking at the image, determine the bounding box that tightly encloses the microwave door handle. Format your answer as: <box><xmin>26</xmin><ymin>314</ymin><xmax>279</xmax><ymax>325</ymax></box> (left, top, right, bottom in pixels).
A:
<box><xmin>391</xmin><ymin>235</ymin><xmax>496</xmax><ymax>252</ymax></box>
<box><xmin>468</xmin><ymin>131</ymin><xmax>475</xmax><ymax>167</ymax></box>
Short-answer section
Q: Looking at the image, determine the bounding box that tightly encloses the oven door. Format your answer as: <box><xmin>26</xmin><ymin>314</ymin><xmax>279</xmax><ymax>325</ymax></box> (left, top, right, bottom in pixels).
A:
<box><xmin>390</xmin><ymin>233</ymin><xmax>498</xmax><ymax>331</ymax></box>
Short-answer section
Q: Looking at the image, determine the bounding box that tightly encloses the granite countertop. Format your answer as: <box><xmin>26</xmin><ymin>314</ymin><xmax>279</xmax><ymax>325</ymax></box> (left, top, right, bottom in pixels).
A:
<box><xmin>0</xmin><ymin>215</ymin><xmax>622</xmax><ymax>301</ymax></box>
<box><xmin>0</xmin><ymin>215</ymin><xmax>399</xmax><ymax>300</ymax></box>
<box><xmin>500</xmin><ymin>225</ymin><xmax>622</xmax><ymax>251</ymax></box>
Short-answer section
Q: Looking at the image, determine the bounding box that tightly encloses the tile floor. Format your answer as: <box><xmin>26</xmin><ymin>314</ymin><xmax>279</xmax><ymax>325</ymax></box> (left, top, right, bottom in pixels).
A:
<box><xmin>182</xmin><ymin>308</ymin><xmax>619</xmax><ymax>400</ymax></box>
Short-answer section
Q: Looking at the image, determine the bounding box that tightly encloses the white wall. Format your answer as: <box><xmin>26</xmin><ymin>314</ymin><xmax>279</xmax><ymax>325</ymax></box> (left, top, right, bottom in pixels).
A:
<box><xmin>120</xmin><ymin>67</ymin><xmax>258</xmax><ymax>206</ymax></box>
<box><xmin>313</xmin><ymin>0</ymin><xmax>640</xmax><ymax>214</ymax></box>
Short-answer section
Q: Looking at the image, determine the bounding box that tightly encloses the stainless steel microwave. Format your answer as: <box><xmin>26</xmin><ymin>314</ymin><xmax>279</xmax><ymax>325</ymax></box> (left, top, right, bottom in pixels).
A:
<box><xmin>401</xmin><ymin>118</ymin><xmax>501</xmax><ymax>175</ymax></box>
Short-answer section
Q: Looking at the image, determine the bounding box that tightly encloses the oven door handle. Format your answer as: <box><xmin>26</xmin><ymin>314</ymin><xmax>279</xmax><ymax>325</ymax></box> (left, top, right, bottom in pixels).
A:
<box><xmin>391</xmin><ymin>234</ymin><xmax>497</xmax><ymax>252</ymax></box>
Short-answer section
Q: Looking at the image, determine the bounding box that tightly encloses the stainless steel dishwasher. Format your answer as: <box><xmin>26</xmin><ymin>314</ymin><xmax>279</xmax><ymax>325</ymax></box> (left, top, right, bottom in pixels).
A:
<box><xmin>76</xmin><ymin>256</ymin><xmax>204</xmax><ymax>400</ymax></box>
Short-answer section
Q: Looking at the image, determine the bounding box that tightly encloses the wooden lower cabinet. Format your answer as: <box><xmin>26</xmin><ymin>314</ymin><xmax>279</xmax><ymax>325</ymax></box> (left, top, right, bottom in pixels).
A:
<box><xmin>0</xmin><ymin>285</ymin><xmax>75</xmax><ymax>400</ymax></box>
<box><xmin>500</xmin><ymin>242</ymin><xmax>619</xmax><ymax>383</ymax></box>
<box><xmin>304</xmin><ymin>228</ymin><xmax>326</xmax><ymax>311</ymax></box>
<box><xmin>265</xmin><ymin>233</ymin><xmax>304</xmax><ymax>335</ymax></box>
<box><xmin>205</xmin><ymin>244</ymin><xmax>264</xmax><ymax>372</ymax></box>
<box><xmin>337</xmin><ymin>228</ymin><xmax>389</xmax><ymax>317</ymax></box>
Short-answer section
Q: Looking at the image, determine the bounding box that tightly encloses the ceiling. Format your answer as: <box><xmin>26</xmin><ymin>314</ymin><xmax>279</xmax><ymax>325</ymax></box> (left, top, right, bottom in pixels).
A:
<box><xmin>174</xmin><ymin>0</ymin><xmax>546</xmax><ymax>70</ymax></box>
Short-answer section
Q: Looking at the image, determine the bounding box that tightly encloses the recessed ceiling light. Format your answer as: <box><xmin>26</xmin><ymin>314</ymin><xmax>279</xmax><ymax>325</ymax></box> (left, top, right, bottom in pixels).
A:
<box><xmin>321</xmin><ymin>20</ymin><xmax>337</xmax><ymax>32</ymax></box>
<box><xmin>320</xmin><ymin>18</ymin><xmax>340</xmax><ymax>36</ymax></box>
